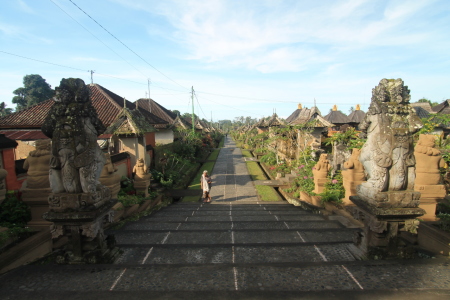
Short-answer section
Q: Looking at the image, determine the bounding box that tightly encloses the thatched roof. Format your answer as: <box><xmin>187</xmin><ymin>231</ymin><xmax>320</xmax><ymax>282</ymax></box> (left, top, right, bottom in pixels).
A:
<box><xmin>413</xmin><ymin>106</ymin><xmax>431</xmax><ymax>119</ymax></box>
<box><xmin>288</xmin><ymin>106</ymin><xmax>329</xmax><ymax>127</ymax></box>
<box><xmin>348</xmin><ymin>105</ymin><xmax>366</xmax><ymax>123</ymax></box>
<box><xmin>104</xmin><ymin>108</ymin><xmax>156</xmax><ymax>136</ymax></box>
<box><xmin>254</xmin><ymin>118</ymin><xmax>267</xmax><ymax>128</ymax></box>
<box><xmin>431</xmin><ymin>99</ymin><xmax>450</xmax><ymax>114</ymax></box>
<box><xmin>324</xmin><ymin>105</ymin><xmax>351</xmax><ymax>124</ymax></box>
<box><xmin>266</xmin><ymin>113</ymin><xmax>286</xmax><ymax>127</ymax></box>
<box><xmin>286</xmin><ymin>104</ymin><xmax>304</xmax><ymax>123</ymax></box>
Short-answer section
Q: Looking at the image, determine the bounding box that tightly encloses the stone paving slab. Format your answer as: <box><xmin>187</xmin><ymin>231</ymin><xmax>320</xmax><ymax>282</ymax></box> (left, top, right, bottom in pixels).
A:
<box><xmin>112</xmin><ymin>265</ymin><xmax>236</xmax><ymax>291</ymax></box>
<box><xmin>145</xmin><ymin>247</ymin><xmax>232</xmax><ymax>264</ymax></box>
<box><xmin>236</xmin><ymin>265</ymin><xmax>359</xmax><ymax>291</ymax></box>
<box><xmin>301</xmin><ymin>230</ymin><xmax>355</xmax><ymax>243</ymax></box>
<box><xmin>114</xmin><ymin>232</ymin><xmax>170</xmax><ymax>245</ymax></box>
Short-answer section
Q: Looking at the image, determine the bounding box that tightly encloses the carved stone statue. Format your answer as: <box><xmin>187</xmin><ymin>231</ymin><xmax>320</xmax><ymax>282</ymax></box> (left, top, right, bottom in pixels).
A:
<box><xmin>42</xmin><ymin>78</ymin><xmax>106</xmax><ymax>195</ymax></box>
<box><xmin>23</xmin><ymin>140</ymin><xmax>51</xmax><ymax>189</ymax></box>
<box><xmin>342</xmin><ymin>148</ymin><xmax>366</xmax><ymax>205</ymax></box>
<box><xmin>349</xmin><ymin>79</ymin><xmax>425</xmax><ymax>259</ymax></box>
<box><xmin>99</xmin><ymin>153</ymin><xmax>121</xmax><ymax>199</ymax></box>
<box><xmin>41</xmin><ymin>78</ymin><xmax>118</xmax><ymax>264</ymax></box>
<box><xmin>414</xmin><ymin>134</ymin><xmax>446</xmax><ymax>220</ymax></box>
<box><xmin>21</xmin><ymin>139</ymin><xmax>53</xmax><ymax>229</ymax></box>
<box><xmin>313</xmin><ymin>153</ymin><xmax>330</xmax><ymax>194</ymax></box>
<box><xmin>133</xmin><ymin>158</ymin><xmax>151</xmax><ymax>196</ymax></box>
<box><xmin>357</xmin><ymin>78</ymin><xmax>423</xmax><ymax>207</ymax></box>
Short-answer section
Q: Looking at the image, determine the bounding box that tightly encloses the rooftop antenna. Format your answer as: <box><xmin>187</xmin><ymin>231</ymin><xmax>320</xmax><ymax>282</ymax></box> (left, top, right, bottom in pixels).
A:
<box><xmin>90</xmin><ymin>70</ymin><xmax>95</xmax><ymax>84</ymax></box>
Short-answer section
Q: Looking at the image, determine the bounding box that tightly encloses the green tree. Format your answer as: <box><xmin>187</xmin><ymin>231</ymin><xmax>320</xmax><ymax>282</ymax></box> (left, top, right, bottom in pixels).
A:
<box><xmin>12</xmin><ymin>74</ymin><xmax>55</xmax><ymax>111</ymax></box>
<box><xmin>0</xmin><ymin>102</ymin><xmax>13</xmax><ymax>117</ymax></box>
<box><xmin>171</xmin><ymin>109</ymin><xmax>180</xmax><ymax>116</ymax></box>
<box><xmin>417</xmin><ymin>97</ymin><xmax>439</xmax><ymax>107</ymax></box>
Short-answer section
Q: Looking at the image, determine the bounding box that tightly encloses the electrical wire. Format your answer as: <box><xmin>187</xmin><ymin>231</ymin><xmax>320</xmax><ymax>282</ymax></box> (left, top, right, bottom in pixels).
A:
<box><xmin>50</xmin><ymin>0</ymin><xmax>151</xmax><ymax>80</ymax></box>
<box><xmin>68</xmin><ymin>0</ymin><xmax>188</xmax><ymax>91</ymax></box>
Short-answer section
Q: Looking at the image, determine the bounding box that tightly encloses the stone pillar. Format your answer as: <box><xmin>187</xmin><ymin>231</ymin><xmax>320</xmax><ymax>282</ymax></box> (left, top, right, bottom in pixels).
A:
<box><xmin>341</xmin><ymin>148</ymin><xmax>365</xmax><ymax>205</ymax></box>
<box><xmin>42</xmin><ymin>78</ymin><xmax>119</xmax><ymax>264</ymax></box>
<box><xmin>21</xmin><ymin>140</ymin><xmax>53</xmax><ymax>230</ymax></box>
<box><xmin>99</xmin><ymin>153</ymin><xmax>121</xmax><ymax>199</ymax></box>
<box><xmin>133</xmin><ymin>158</ymin><xmax>151</xmax><ymax>196</ymax></box>
<box><xmin>312</xmin><ymin>154</ymin><xmax>330</xmax><ymax>194</ymax></box>
<box><xmin>414</xmin><ymin>134</ymin><xmax>446</xmax><ymax>221</ymax></box>
<box><xmin>350</xmin><ymin>78</ymin><xmax>425</xmax><ymax>258</ymax></box>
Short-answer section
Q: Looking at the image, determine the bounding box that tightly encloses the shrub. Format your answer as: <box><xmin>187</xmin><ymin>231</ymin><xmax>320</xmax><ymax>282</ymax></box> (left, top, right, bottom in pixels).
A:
<box><xmin>0</xmin><ymin>191</ymin><xmax>31</xmax><ymax>227</ymax></box>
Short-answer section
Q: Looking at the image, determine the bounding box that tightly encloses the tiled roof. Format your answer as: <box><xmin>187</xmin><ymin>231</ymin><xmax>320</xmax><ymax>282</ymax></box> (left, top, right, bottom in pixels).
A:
<box><xmin>0</xmin><ymin>99</ymin><xmax>54</xmax><ymax>129</ymax></box>
<box><xmin>413</xmin><ymin>107</ymin><xmax>431</xmax><ymax>119</ymax></box>
<box><xmin>411</xmin><ymin>102</ymin><xmax>434</xmax><ymax>113</ymax></box>
<box><xmin>135</xmin><ymin>98</ymin><xmax>177</xmax><ymax>124</ymax></box>
<box><xmin>0</xmin><ymin>83</ymin><xmax>168</xmax><ymax>132</ymax></box>
<box><xmin>0</xmin><ymin>130</ymin><xmax>49</xmax><ymax>140</ymax></box>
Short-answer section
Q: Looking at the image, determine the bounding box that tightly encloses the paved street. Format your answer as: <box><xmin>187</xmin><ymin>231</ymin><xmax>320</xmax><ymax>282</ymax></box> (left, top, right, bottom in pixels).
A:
<box><xmin>1</xmin><ymin>137</ymin><xmax>449</xmax><ymax>299</ymax></box>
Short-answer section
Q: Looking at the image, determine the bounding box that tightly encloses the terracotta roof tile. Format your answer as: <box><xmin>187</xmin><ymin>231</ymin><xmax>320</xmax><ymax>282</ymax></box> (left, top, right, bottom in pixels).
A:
<box><xmin>136</xmin><ymin>98</ymin><xmax>177</xmax><ymax>123</ymax></box>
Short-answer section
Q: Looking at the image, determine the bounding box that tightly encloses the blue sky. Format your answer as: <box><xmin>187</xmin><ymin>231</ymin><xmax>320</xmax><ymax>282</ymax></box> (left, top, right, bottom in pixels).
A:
<box><xmin>1</xmin><ymin>0</ymin><xmax>449</xmax><ymax>121</ymax></box>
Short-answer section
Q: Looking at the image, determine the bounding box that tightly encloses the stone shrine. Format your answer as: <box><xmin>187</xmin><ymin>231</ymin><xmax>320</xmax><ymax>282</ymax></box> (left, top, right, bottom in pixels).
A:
<box><xmin>312</xmin><ymin>154</ymin><xmax>330</xmax><ymax>194</ymax></box>
<box><xmin>414</xmin><ymin>134</ymin><xmax>446</xmax><ymax>220</ymax></box>
<box><xmin>99</xmin><ymin>153</ymin><xmax>121</xmax><ymax>199</ymax></box>
<box><xmin>350</xmin><ymin>78</ymin><xmax>425</xmax><ymax>258</ymax></box>
<box><xmin>42</xmin><ymin>78</ymin><xmax>118</xmax><ymax>264</ymax></box>
<box><xmin>133</xmin><ymin>158</ymin><xmax>151</xmax><ymax>196</ymax></box>
<box><xmin>342</xmin><ymin>148</ymin><xmax>366</xmax><ymax>205</ymax></box>
<box><xmin>21</xmin><ymin>140</ymin><xmax>53</xmax><ymax>229</ymax></box>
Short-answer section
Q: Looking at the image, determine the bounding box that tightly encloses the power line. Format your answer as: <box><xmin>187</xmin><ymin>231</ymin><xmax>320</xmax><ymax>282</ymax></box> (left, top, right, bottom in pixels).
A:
<box><xmin>50</xmin><ymin>0</ymin><xmax>151</xmax><ymax>81</ymax></box>
<box><xmin>196</xmin><ymin>94</ymin><xmax>264</xmax><ymax>118</ymax></box>
<box><xmin>68</xmin><ymin>0</ymin><xmax>188</xmax><ymax>91</ymax></box>
<box><xmin>0</xmin><ymin>50</ymin><xmax>88</xmax><ymax>72</ymax></box>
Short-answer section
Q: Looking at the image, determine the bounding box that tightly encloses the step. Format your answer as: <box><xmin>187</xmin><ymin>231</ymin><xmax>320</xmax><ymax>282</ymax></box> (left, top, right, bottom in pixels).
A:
<box><xmin>115</xmin><ymin>243</ymin><xmax>356</xmax><ymax>265</ymax></box>
<box><xmin>150</xmin><ymin>210</ymin><xmax>314</xmax><ymax>217</ymax></box>
<box><xmin>2</xmin><ymin>259</ymin><xmax>448</xmax><ymax>293</ymax></box>
<box><xmin>136</xmin><ymin>214</ymin><xmax>326</xmax><ymax>222</ymax></box>
<box><xmin>120</xmin><ymin>220</ymin><xmax>344</xmax><ymax>231</ymax></box>
<box><xmin>113</xmin><ymin>229</ymin><xmax>357</xmax><ymax>245</ymax></box>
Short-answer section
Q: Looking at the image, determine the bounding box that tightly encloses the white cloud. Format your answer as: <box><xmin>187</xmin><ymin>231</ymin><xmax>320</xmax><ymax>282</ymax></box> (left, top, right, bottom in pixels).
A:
<box><xmin>111</xmin><ymin>0</ymin><xmax>440</xmax><ymax>73</ymax></box>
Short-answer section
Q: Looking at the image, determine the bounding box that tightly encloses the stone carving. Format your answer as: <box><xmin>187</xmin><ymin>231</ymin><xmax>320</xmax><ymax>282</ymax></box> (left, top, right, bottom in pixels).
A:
<box><xmin>414</xmin><ymin>134</ymin><xmax>447</xmax><ymax>220</ymax></box>
<box><xmin>414</xmin><ymin>134</ymin><xmax>445</xmax><ymax>186</ymax></box>
<box><xmin>23</xmin><ymin>140</ymin><xmax>51</xmax><ymax>189</ymax></box>
<box><xmin>42</xmin><ymin>78</ymin><xmax>118</xmax><ymax>264</ymax></box>
<box><xmin>348</xmin><ymin>79</ymin><xmax>425</xmax><ymax>259</ymax></box>
<box><xmin>357</xmin><ymin>78</ymin><xmax>422</xmax><ymax>207</ymax></box>
<box><xmin>133</xmin><ymin>158</ymin><xmax>151</xmax><ymax>196</ymax></box>
<box><xmin>99</xmin><ymin>153</ymin><xmax>121</xmax><ymax>199</ymax></box>
<box><xmin>42</xmin><ymin>78</ymin><xmax>106</xmax><ymax>195</ymax></box>
<box><xmin>342</xmin><ymin>148</ymin><xmax>366</xmax><ymax>205</ymax></box>
<box><xmin>312</xmin><ymin>154</ymin><xmax>330</xmax><ymax>194</ymax></box>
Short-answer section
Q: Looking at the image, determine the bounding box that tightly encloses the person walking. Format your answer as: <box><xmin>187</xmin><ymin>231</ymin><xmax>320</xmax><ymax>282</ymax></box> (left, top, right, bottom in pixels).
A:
<box><xmin>200</xmin><ymin>170</ymin><xmax>212</xmax><ymax>203</ymax></box>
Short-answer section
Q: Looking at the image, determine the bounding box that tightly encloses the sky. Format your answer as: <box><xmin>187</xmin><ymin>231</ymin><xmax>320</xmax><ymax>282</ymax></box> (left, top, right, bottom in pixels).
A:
<box><xmin>1</xmin><ymin>0</ymin><xmax>449</xmax><ymax>121</ymax></box>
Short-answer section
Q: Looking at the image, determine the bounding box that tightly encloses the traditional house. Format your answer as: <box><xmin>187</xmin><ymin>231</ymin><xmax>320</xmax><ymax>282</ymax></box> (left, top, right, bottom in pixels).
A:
<box><xmin>431</xmin><ymin>99</ymin><xmax>450</xmax><ymax>114</ymax></box>
<box><xmin>0</xmin><ymin>83</ymin><xmax>169</xmax><ymax>186</ymax></box>
<box><xmin>287</xmin><ymin>105</ymin><xmax>334</xmax><ymax>144</ymax></box>
<box><xmin>254</xmin><ymin>118</ymin><xmax>268</xmax><ymax>134</ymax></box>
<box><xmin>324</xmin><ymin>105</ymin><xmax>351</xmax><ymax>134</ymax></box>
<box><xmin>135</xmin><ymin>98</ymin><xmax>177</xmax><ymax>144</ymax></box>
<box><xmin>347</xmin><ymin>104</ymin><xmax>366</xmax><ymax>128</ymax></box>
<box><xmin>0</xmin><ymin>134</ymin><xmax>19</xmax><ymax>191</ymax></box>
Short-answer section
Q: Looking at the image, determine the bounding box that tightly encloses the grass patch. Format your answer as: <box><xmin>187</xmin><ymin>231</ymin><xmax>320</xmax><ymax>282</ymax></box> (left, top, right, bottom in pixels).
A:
<box><xmin>245</xmin><ymin>161</ymin><xmax>267</xmax><ymax>180</ymax></box>
<box><xmin>218</xmin><ymin>137</ymin><xmax>225</xmax><ymax>148</ymax></box>
<box><xmin>241</xmin><ymin>150</ymin><xmax>253</xmax><ymax>158</ymax></box>
<box><xmin>255</xmin><ymin>185</ymin><xmax>280</xmax><ymax>201</ymax></box>
<box><xmin>207</xmin><ymin>149</ymin><xmax>220</xmax><ymax>161</ymax></box>
<box><xmin>188</xmin><ymin>161</ymin><xmax>215</xmax><ymax>189</ymax></box>
<box><xmin>182</xmin><ymin>160</ymin><xmax>216</xmax><ymax>202</ymax></box>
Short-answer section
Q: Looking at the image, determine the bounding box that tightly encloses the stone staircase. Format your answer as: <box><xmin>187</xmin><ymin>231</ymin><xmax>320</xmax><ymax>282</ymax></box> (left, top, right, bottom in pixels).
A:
<box><xmin>1</xmin><ymin>201</ymin><xmax>449</xmax><ymax>299</ymax></box>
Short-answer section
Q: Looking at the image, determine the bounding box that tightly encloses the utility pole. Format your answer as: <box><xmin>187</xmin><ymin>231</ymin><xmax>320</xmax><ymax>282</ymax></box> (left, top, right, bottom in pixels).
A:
<box><xmin>148</xmin><ymin>79</ymin><xmax>151</xmax><ymax>113</ymax></box>
<box><xmin>90</xmin><ymin>70</ymin><xmax>95</xmax><ymax>84</ymax></box>
<box><xmin>191</xmin><ymin>86</ymin><xmax>195</xmax><ymax>134</ymax></box>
